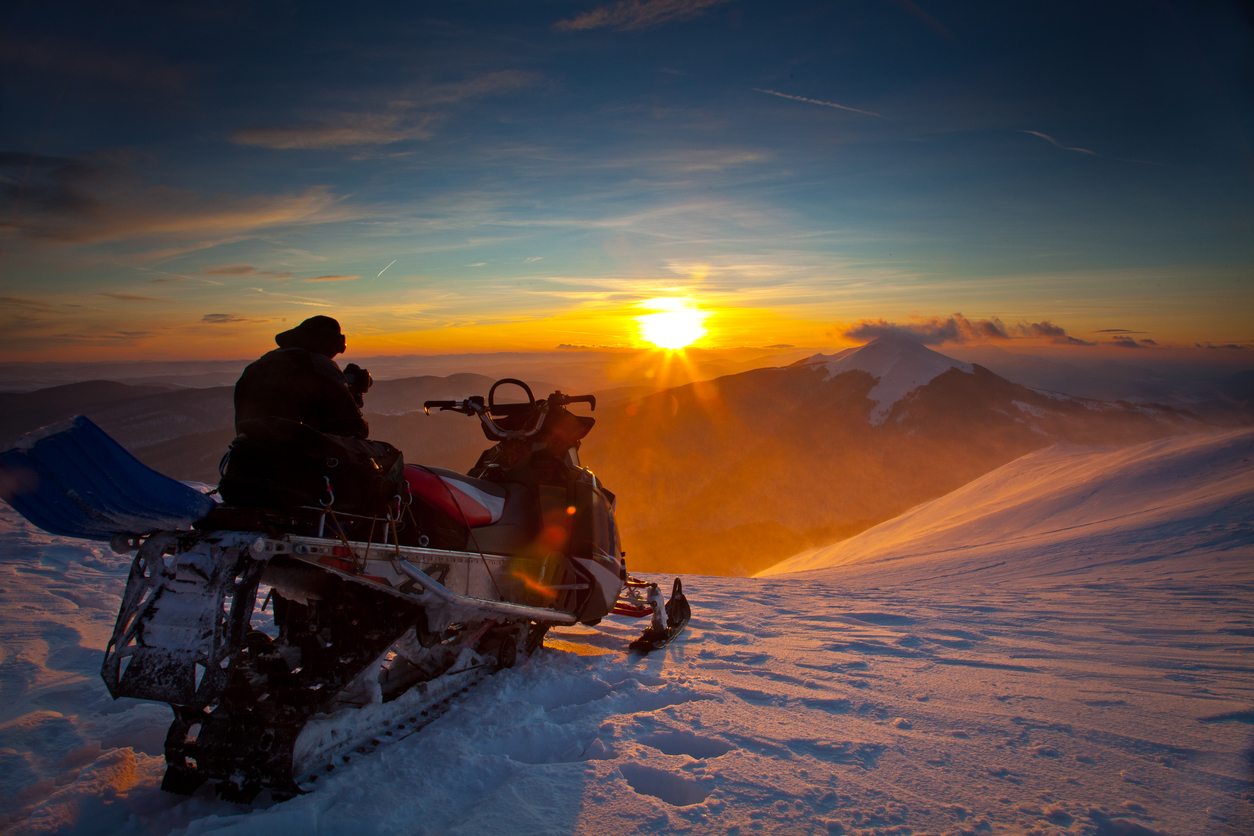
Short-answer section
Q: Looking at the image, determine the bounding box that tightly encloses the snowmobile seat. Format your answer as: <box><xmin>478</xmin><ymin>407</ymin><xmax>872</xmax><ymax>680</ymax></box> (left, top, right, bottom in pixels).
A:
<box><xmin>403</xmin><ymin>466</ymin><xmax>507</xmax><ymax>526</ymax></box>
<box><xmin>403</xmin><ymin>466</ymin><xmax>539</xmax><ymax>556</ymax></box>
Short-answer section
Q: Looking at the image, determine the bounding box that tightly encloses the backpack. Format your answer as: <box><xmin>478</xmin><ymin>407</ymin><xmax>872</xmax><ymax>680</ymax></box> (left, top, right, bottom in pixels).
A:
<box><xmin>218</xmin><ymin>417</ymin><xmax>405</xmax><ymax>515</ymax></box>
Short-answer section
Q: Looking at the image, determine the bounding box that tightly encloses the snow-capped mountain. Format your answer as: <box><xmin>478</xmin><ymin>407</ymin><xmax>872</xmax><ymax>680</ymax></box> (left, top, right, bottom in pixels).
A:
<box><xmin>791</xmin><ymin>338</ymin><xmax>974</xmax><ymax>424</ymax></box>
<box><xmin>1</xmin><ymin>428</ymin><xmax>1249</xmax><ymax>836</ymax></box>
<box><xmin>586</xmin><ymin>337</ymin><xmax>1197</xmax><ymax>576</ymax></box>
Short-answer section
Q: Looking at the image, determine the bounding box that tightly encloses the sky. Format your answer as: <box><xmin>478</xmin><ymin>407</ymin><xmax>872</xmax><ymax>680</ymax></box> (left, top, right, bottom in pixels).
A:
<box><xmin>1</xmin><ymin>0</ymin><xmax>1251</xmax><ymax>361</ymax></box>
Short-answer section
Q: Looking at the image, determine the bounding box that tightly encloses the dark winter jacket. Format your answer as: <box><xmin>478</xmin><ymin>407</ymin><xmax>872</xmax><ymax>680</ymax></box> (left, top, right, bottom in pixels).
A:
<box><xmin>233</xmin><ymin>347</ymin><xmax>369</xmax><ymax>439</ymax></box>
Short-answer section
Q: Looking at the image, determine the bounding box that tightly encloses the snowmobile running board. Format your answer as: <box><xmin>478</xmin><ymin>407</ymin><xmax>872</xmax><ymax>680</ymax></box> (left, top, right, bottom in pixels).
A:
<box><xmin>247</xmin><ymin>535</ymin><xmax>579</xmax><ymax>626</ymax></box>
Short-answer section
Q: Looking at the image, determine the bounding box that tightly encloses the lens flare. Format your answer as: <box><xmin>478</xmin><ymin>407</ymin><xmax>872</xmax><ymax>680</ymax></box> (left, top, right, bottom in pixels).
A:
<box><xmin>636</xmin><ymin>298</ymin><xmax>709</xmax><ymax>350</ymax></box>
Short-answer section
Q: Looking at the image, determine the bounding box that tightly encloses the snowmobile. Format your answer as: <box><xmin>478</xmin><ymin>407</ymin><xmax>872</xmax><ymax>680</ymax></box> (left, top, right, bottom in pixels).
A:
<box><xmin>0</xmin><ymin>379</ymin><xmax>689</xmax><ymax>802</ymax></box>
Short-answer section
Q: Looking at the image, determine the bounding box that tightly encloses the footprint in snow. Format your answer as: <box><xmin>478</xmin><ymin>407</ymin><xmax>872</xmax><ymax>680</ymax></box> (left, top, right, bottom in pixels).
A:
<box><xmin>639</xmin><ymin>730</ymin><xmax>734</xmax><ymax>759</ymax></box>
<box><xmin>841</xmin><ymin>612</ymin><xmax>915</xmax><ymax>626</ymax></box>
<box><xmin>618</xmin><ymin>762</ymin><xmax>711</xmax><ymax>806</ymax></box>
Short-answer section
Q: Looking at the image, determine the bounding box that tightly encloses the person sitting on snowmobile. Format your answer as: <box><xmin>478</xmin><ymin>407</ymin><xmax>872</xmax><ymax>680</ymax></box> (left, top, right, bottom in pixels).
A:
<box><xmin>224</xmin><ymin>317</ymin><xmax>466</xmax><ymax>548</ymax></box>
<box><xmin>221</xmin><ymin>314</ymin><xmax>402</xmax><ymax>513</ymax></box>
<box><xmin>234</xmin><ymin>316</ymin><xmax>372</xmax><ymax>438</ymax></box>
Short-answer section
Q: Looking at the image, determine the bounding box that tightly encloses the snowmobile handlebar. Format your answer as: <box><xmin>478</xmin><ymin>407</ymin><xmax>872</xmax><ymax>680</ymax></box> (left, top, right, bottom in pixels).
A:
<box><xmin>422</xmin><ymin>381</ymin><xmax>595</xmax><ymax>442</ymax></box>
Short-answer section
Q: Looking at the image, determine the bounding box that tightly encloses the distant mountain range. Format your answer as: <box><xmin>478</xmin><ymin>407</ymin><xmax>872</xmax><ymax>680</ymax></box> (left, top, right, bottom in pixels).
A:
<box><xmin>0</xmin><ymin>347</ymin><xmax>810</xmax><ymax>393</ymax></box>
<box><xmin>0</xmin><ymin>375</ymin><xmax>513</xmax><ymax>483</ymax></box>
<box><xmin>1</xmin><ymin>337</ymin><xmax>1247</xmax><ymax>577</ymax></box>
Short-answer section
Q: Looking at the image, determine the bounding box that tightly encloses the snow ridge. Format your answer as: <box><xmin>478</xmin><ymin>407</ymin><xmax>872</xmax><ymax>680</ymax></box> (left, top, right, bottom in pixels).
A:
<box><xmin>761</xmin><ymin>427</ymin><xmax>1254</xmax><ymax>580</ymax></box>
<box><xmin>796</xmin><ymin>337</ymin><xmax>973</xmax><ymax>424</ymax></box>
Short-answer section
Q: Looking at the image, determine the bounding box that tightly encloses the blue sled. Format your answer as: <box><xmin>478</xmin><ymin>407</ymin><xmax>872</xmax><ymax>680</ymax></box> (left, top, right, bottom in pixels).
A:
<box><xmin>0</xmin><ymin>415</ymin><xmax>216</xmax><ymax>541</ymax></box>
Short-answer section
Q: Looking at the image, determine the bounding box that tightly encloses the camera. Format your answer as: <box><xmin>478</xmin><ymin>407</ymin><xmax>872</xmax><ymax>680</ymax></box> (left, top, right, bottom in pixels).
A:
<box><xmin>343</xmin><ymin>363</ymin><xmax>372</xmax><ymax>402</ymax></box>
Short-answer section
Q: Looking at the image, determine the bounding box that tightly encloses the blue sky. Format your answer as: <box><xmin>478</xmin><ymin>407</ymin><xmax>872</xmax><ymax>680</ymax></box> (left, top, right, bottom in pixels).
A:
<box><xmin>1</xmin><ymin>0</ymin><xmax>1250</xmax><ymax>359</ymax></box>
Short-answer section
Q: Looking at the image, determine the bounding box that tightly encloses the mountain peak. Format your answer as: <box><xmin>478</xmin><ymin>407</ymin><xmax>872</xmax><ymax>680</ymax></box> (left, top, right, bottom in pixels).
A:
<box><xmin>796</xmin><ymin>337</ymin><xmax>973</xmax><ymax>423</ymax></box>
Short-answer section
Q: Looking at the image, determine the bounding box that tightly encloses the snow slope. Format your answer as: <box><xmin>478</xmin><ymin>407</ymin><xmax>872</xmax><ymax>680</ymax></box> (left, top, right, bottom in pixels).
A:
<box><xmin>795</xmin><ymin>339</ymin><xmax>973</xmax><ymax>423</ymax></box>
<box><xmin>760</xmin><ymin>428</ymin><xmax>1254</xmax><ymax>583</ymax></box>
<box><xmin>0</xmin><ymin>433</ymin><xmax>1251</xmax><ymax>835</ymax></box>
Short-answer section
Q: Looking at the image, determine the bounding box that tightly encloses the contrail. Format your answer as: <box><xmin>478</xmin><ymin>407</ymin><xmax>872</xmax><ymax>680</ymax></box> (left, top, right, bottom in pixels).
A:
<box><xmin>754</xmin><ymin>88</ymin><xmax>883</xmax><ymax>118</ymax></box>
<box><xmin>377</xmin><ymin>259</ymin><xmax>397</xmax><ymax>277</ymax></box>
<box><xmin>1021</xmin><ymin>130</ymin><xmax>1098</xmax><ymax>156</ymax></box>
<box><xmin>1022</xmin><ymin>130</ymin><xmax>1167</xmax><ymax>165</ymax></box>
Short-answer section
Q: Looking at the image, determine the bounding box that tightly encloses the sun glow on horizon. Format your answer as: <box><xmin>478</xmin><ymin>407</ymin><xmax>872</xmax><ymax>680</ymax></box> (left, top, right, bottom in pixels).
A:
<box><xmin>636</xmin><ymin>298</ymin><xmax>710</xmax><ymax>350</ymax></box>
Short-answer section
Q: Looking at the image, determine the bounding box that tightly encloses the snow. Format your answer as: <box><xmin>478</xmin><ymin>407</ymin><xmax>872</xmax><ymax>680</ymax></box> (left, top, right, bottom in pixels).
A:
<box><xmin>760</xmin><ymin>428</ymin><xmax>1254</xmax><ymax>583</ymax></box>
<box><xmin>1011</xmin><ymin>400</ymin><xmax>1046</xmax><ymax>419</ymax></box>
<box><xmin>797</xmin><ymin>339</ymin><xmax>973</xmax><ymax>424</ymax></box>
<box><xmin>0</xmin><ymin>431</ymin><xmax>1251</xmax><ymax>835</ymax></box>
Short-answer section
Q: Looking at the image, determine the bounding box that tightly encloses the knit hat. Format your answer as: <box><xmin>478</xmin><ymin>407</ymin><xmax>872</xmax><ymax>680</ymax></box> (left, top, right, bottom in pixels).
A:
<box><xmin>275</xmin><ymin>316</ymin><xmax>345</xmax><ymax>357</ymax></box>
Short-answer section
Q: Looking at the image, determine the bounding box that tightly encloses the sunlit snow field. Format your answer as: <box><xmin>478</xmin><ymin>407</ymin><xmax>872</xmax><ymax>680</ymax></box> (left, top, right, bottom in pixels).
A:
<box><xmin>0</xmin><ymin>431</ymin><xmax>1251</xmax><ymax>835</ymax></box>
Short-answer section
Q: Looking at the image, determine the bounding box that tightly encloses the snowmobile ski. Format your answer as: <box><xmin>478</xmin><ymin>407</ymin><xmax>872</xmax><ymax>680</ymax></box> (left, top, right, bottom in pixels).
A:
<box><xmin>629</xmin><ymin>577</ymin><xmax>690</xmax><ymax>654</ymax></box>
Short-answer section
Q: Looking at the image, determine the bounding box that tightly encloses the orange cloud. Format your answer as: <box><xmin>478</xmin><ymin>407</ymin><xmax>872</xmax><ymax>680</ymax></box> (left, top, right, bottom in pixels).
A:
<box><xmin>204</xmin><ymin>263</ymin><xmax>257</xmax><ymax>275</ymax></box>
<box><xmin>203</xmin><ymin>264</ymin><xmax>294</xmax><ymax>279</ymax></box>
<box><xmin>15</xmin><ymin>179</ymin><xmax>355</xmax><ymax>246</ymax></box>
<box><xmin>232</xmin><ymin>114</ymin><xmax>436</xmax><ymax>150</ymax></box>
<box><xmin>841</xmin><ymin>314</ymin><xmax>1095</xmax><ymax>346</ymax></box>
<box><xmin>2</xmin><ymin>150</ymin><xmax>361</xmax><ymax>249</ymax></box>
<box><xmin>303</xmin><ymin>275</ymin><xmax>361</xmax><ymax>282</ymax></box>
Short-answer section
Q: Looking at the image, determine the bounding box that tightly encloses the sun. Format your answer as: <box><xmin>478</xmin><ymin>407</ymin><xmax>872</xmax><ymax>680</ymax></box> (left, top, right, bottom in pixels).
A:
<box><xmin>636</xmin><ymin>298</ymin><xmax>710</xmax><ymax>350</ymax></box>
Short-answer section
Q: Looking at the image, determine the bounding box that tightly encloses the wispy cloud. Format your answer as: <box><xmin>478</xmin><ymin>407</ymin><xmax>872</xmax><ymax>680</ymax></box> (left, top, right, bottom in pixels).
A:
<box><xmin>390</xmin><ymin>72</ymin><xmax>541</xmax><ymax>108</ymax></box>
<box><xmin>129</xmin><ymin>265</ymin><xmax>221</xmax><ymax>285</ymax></box>
<box><xmin>843</xmin><ymin>314</ymin><xmax>1094</xmax><ymax>346</ymax></box>
<box><xmin>233</xmin><ymin>114</ymin><xmax>436</xmax><ymax>150</ymax></box>
<box><xmin>1021</xmin><ymin>130</ymin><xmax>1098</xmax><ymax>156</ymax></box>
<box><xmin>98</xmin><ymin>292</ymin><xmax>172</xmax><ymax>303</ymax></box>
<box><xmin>0</xmin><ymin>296</ymin><xmax>55</xmax><ymax>311</ymax></box>
<box><xmin>204</xmin><ymin>263</ymin><xmax>259</xmax><ymax>276</ymax></box>
<box><xmin>556</xmin><ymin>0</ymin><xmax>734</xmax><ymax>32</ymax></box>
<box><xmin>249</xmin><ymin>287</ymin><xmax>332</xmax><ymax>307</ymax></box>
<box><xmin>203</xmin><ymin>263</ymin><xmax>294</xmax><ymax>279</ymax></box>
<box><xmin>0</xmin><ymin>150</ymin><xmax>360</xmax><ymax>247</ymax></box>
<box><xmin>754</xmin><ymin>88</ymin><xmax>883</xmax><ymax>118</ymax></box>
<box><xmin>43</xmin><ymin>330</ymin><xmax>156</xmax><ymax>345</ymax></box>
<box><xmin>232</xmin><ymin>71</ymin><xmax>540</xmax><ymax>150</ymax></box>
<box><xmin>201</xmin><ymin>313</ymin><xmax>269</xmax><ymax>324</ymax></box>
<box><xmin>589</xmin><ymin>148</ymin><xmax>769</xmax><ymax>172</ymax></box>
<box><xmin>303</xmin><ymin>274</ymin><xmax>361</xmax><ymax>282</ymax></box>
